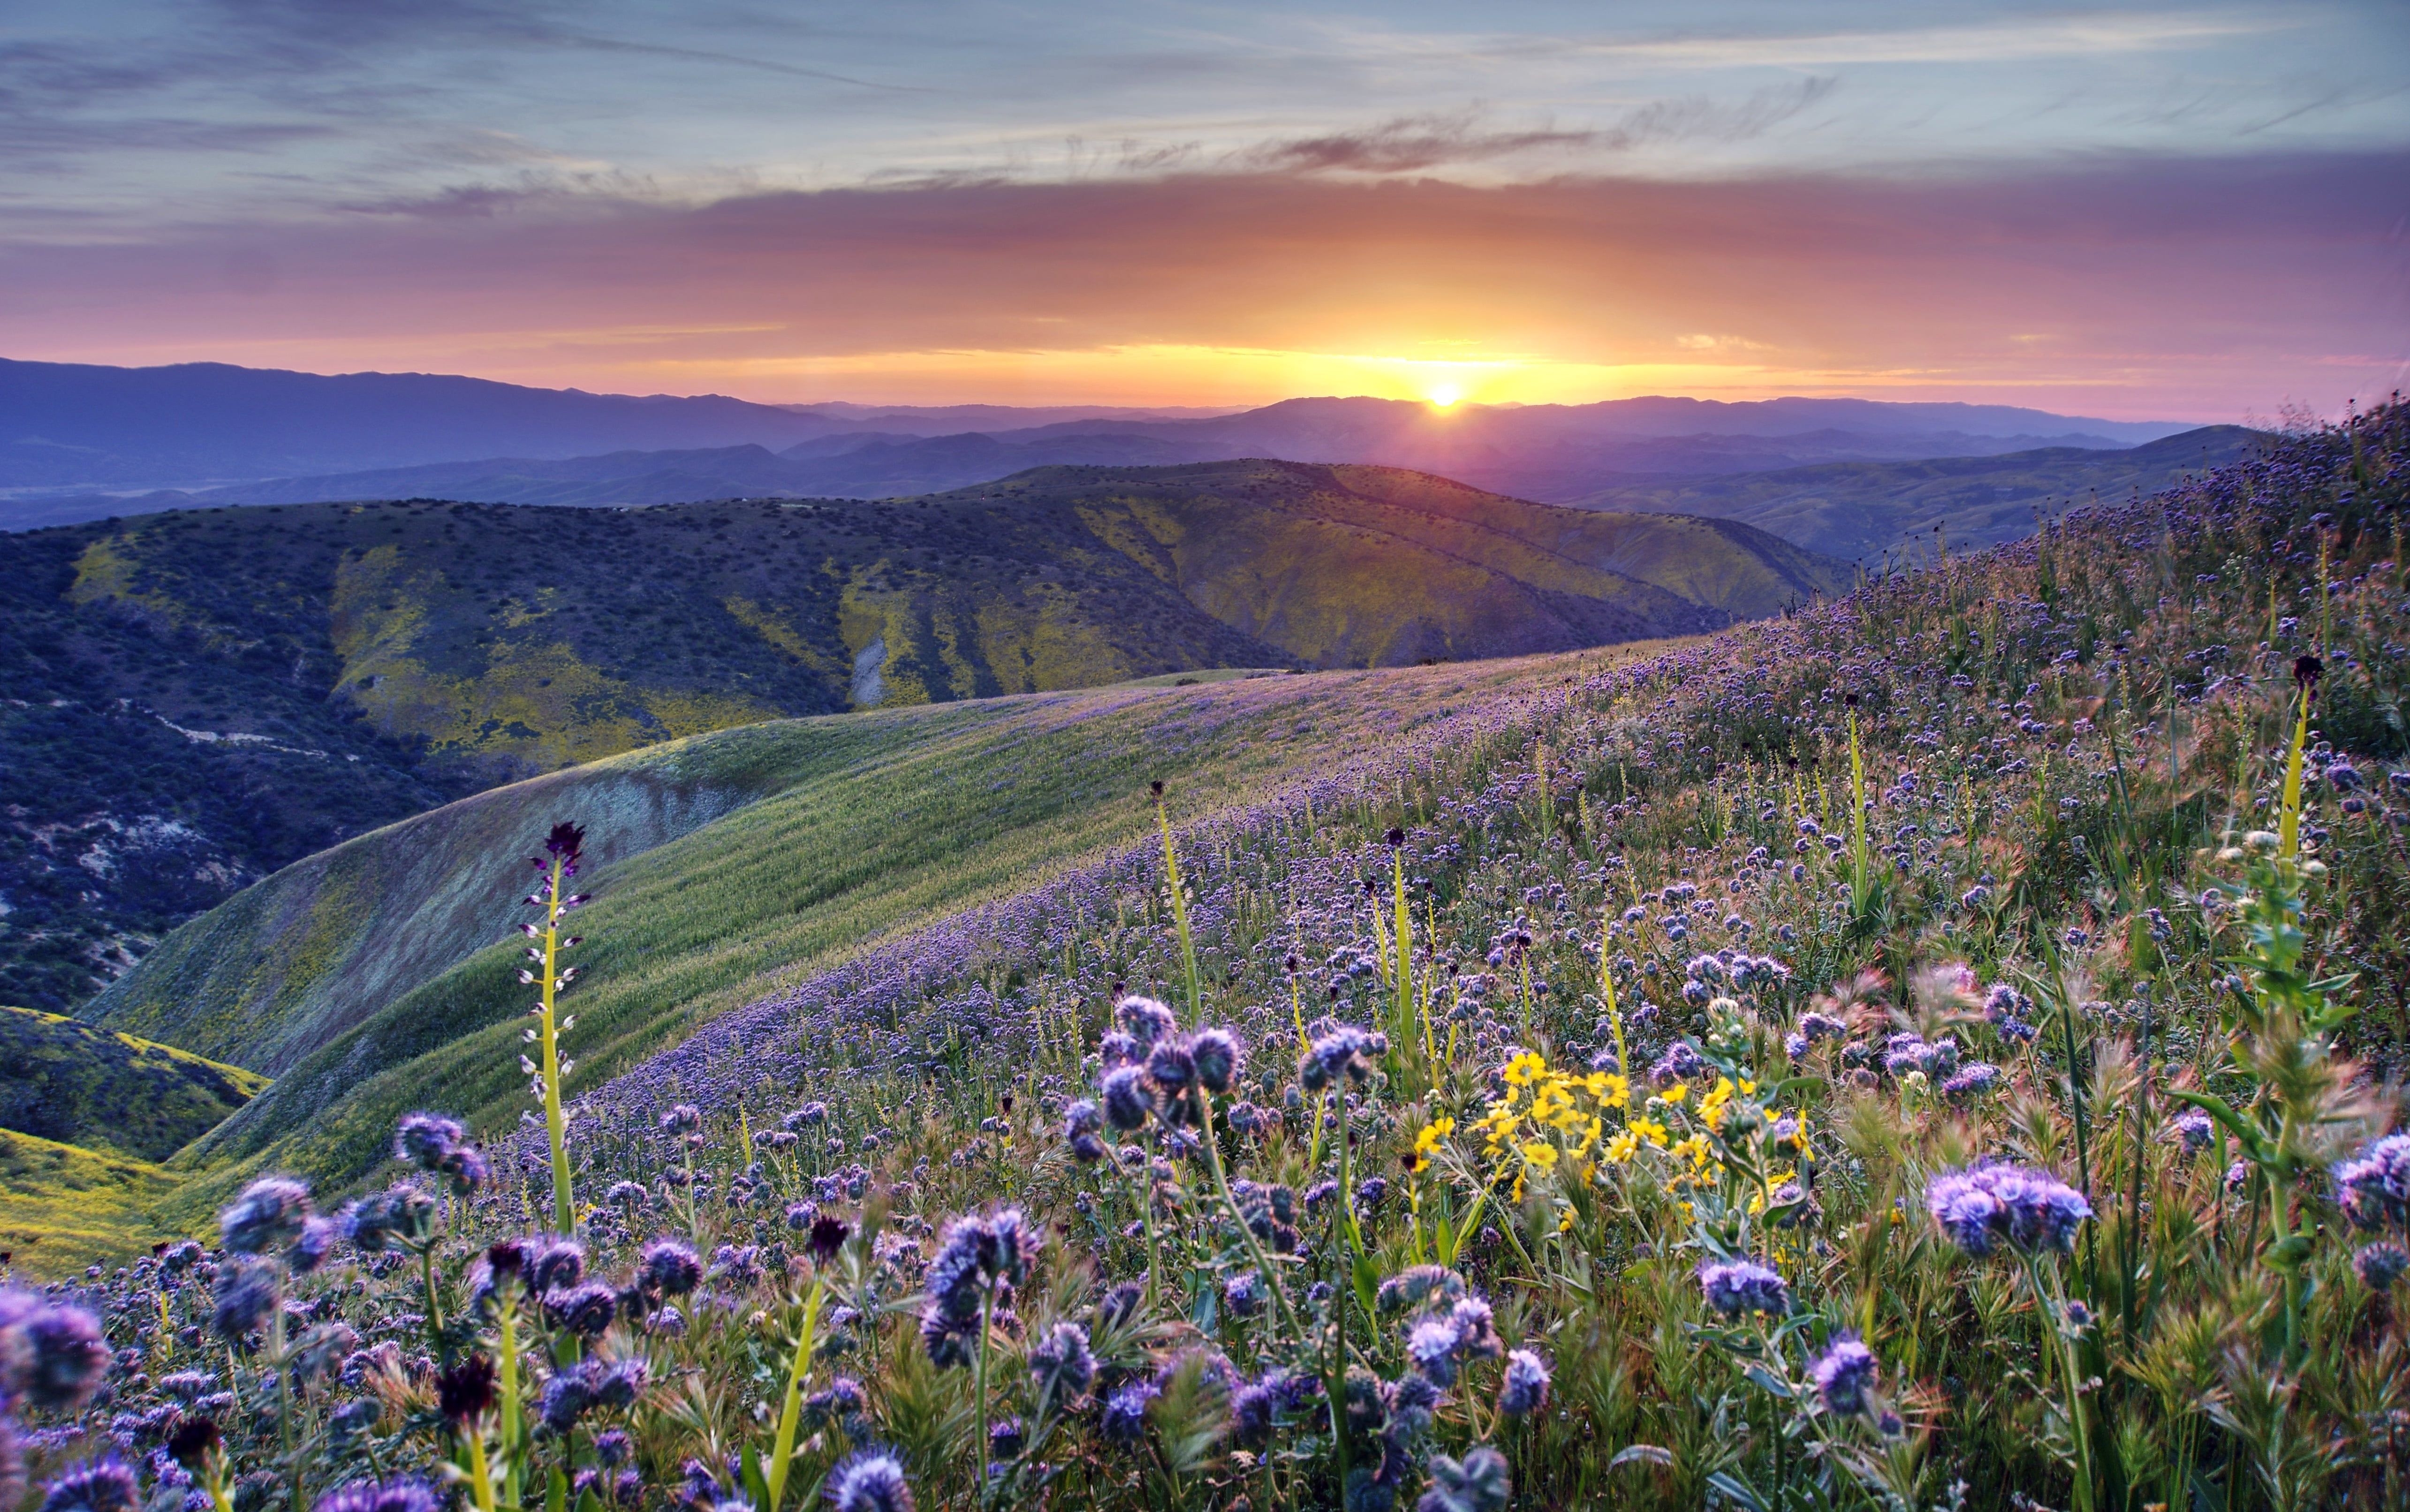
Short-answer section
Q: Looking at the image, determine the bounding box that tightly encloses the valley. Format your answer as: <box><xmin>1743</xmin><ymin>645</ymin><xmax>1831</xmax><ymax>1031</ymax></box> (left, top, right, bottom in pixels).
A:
<box><xmin>0</xmin><ymin>461</ymin><xmax>1839</xmax><ymax>1011</ymax></box>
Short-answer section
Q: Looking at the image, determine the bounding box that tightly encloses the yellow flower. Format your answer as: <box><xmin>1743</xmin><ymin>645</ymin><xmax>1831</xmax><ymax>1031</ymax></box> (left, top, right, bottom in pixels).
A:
<box><xmin>1504</xmin><ymin>1051</ymin><xmax>1547</xmax><ymax>1088</ymax></box>
<box><xmin>1604</xmin><ymin>1130</ymin><xmax>1640</xmax><ymax>1164</ymax></box>
<box><xmin>1575</xmin><ymin>1116</ymin><xmax>1605</xmax><ymax>1160</ymax></box>
<box><xmin>1661</xmin><ymin>1083</ymin><xmax>1690</xmax><ymax>1104</ymax></box>
<box><xmin>1629</xmin><ymin>1116</ymin><xmax>1670</xmax><ymax>1148</ymax></box>
<box><xmin>1520</xmin><ymin>1140</ymin><xmax>1560</xmax><ymax>1171</ymax></box>
<box><xmin>1587</xmin><ymin>1072</ymin><xmax>1631</xmax><ymax>1109</ymax></box>
<box><xmin>1671</xmin><ymin>1134</ymin><xmax>1713</xmax><ymax>1168</ymax></box>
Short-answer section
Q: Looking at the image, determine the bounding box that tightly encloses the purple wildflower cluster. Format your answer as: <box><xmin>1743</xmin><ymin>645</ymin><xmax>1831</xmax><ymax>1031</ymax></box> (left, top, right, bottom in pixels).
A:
<box><xmin>1927</xmin><ymin>1163</ymin><xmax>2093</xmax><ymax>1257</ymax></box>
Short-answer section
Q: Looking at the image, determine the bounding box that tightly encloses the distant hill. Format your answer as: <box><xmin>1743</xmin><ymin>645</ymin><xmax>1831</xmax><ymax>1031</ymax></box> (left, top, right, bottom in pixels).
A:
<box><xmin>1</xmin><ymin>357</ymin><xmax>2190</xmax><ymax>516</ymax></box>
<box><xmin>4</xmin><ymin>460</ymin><xmax>1844</xmax><ymax>1012</ymax></box>
<box><xmin>1580</xmin><ymin>426</ymin><xmax>2267</xmax><ymax>562</ymax></box>
<box><xmin>0</xmin><ymin>1005</ymin><xmax>265</xmax><ymax>1162</ymax></box>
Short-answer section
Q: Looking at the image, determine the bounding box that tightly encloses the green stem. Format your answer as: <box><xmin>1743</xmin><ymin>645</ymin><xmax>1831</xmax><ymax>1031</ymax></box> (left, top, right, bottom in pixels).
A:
<box><xmin>420</xmin><ymin>1246</ymin><xmax>448</xmax><ymax>1361</ymax></box>
<box><xmin>763</xmin><ymin>1284</ymin><xmax>825</xmax><ymax>1512</ymax></box>
<box><xmin>973</xmin><ymin>1288</ymin><xmax>994</xmax><ymax>1505</ymax></box>
<box><xmin>1157</xmin><ymin>803</ymin><xmax>1201</xmax><ymax>1021</ymax></box>
<box><xmin>497</xmin><ymin>1294</ymin><xmax>525</xmax><ymax>1512</ymax></box>
<box><xmin>540</xmin><ymin>855</ymin><xmax>576</xmax><ymax>1235</ymax></box>
<box><xmin>465</xmin><ymin>1425</ymin><xmax>497</xmax><ymax>1512</ymax></box>
<box><xmin>273</xmin><ymin>1302</ymin><xmax>299</xmax><ymax>1512</ymax></box>
<box><xmin>2032</xmin><ymin>1256</ymin><xmax>2097</xmax><ymax>1512</ymax></box>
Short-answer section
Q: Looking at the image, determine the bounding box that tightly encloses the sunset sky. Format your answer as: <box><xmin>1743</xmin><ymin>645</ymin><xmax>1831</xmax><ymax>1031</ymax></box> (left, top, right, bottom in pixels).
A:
<box><xmin>4</xmin><ymin>1</ymin><xmax>2406</xmax><ymax>420</ymax></box>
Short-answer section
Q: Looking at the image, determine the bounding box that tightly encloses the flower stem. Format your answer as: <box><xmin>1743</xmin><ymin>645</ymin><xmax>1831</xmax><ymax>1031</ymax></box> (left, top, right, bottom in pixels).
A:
<box><xmin>539</xmin><ymin>854</ymin><xmax>576</xmax><ymax>1235</ymax></box>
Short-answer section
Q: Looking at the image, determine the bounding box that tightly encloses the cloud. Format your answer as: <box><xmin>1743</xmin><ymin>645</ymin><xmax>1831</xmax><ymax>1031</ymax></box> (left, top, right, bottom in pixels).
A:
<box><xmin>1243</xmin><ymin>111</ymin><xmax>1599</xmax><ymax>174</ymax></box>
<box><xmin>1234</xmin><ymin>82</ymin><xmax>1838</xmax><ymax>175</ymax></box>
<box><xmin>0</xmin><ymin>151</ymin><xmax>2399</xmax><ymax>418</ymax></box>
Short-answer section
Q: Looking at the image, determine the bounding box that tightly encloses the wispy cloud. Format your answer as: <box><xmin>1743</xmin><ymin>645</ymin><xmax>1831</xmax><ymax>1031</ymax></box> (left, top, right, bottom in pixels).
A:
<box><xmin>2</xmin><ymin>149</ymin><xmax>2398</xmax><ymax>418</ymax></box>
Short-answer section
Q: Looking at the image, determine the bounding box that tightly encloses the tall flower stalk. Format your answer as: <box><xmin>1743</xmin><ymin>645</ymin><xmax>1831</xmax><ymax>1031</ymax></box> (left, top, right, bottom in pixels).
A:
<box><xmin>519</xmin><ymin>822</ymin><xmax>591</xmax><ymax>1234</ymax></box>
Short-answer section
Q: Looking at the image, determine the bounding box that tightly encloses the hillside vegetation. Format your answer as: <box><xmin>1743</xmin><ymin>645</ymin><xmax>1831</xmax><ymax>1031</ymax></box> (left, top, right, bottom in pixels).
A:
<box><xmin>20</xmin><ymin>407</ymin><xmax>2405</xmax><ymax>1512</ymax></box>
<box><xmin>1584</xmin><ymin>425</ymin><xmax>2266</xmax><ymax>561</ymax></box>
<box><xmin>84</xmin><ymin>646</ymin><xmax>1685</xmax><ymax>1232</ymax></box>
<box><xmin>6</xmin><ymin>461</ymin><xmax>1838</xmax><ymax>1012</ymax></box>
<box><xmin>0</xmin><ymin>1005</ymin><xmax>266</xmax><ymax>1162</ymax></box>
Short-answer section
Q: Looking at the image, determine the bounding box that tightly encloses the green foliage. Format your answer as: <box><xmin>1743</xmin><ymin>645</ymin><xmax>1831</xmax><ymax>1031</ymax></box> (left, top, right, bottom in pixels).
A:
<box><xmin>7</xmin><ymin>466</ymin><xmax>1843</xmax><ymax>1014</ymax></box>
<box><xmin>0</xmin><ymin>1126</ymin><xmax>184</xmax><ymax>1272</ymax></box>
<box><xmin>101</xmin><ymin>644</ymin><xmax>1681</xmax><ymax>1230</ymax></box>
<box><xmin>0</xmin><ymin>1005</ymin><xmax>266</xmax><ymax>1162</ymax></box>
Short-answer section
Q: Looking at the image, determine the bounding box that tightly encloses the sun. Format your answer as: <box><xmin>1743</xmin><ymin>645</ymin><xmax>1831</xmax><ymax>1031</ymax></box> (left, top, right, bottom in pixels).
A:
<box><xmin>1426</xmin><ymin>384</ymin><xmax>1463</xmax><ymax>408</ymax></box>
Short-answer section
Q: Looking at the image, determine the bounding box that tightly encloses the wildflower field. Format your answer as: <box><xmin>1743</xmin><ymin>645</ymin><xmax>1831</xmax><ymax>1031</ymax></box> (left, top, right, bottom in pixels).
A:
<box><xmin>8</xmin><ymin>402</ymin><xmax>2410</xmax><ymax>1512</ymax></box>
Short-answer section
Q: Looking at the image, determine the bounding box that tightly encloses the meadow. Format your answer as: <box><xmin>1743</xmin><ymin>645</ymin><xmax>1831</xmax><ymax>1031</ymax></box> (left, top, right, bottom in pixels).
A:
<box><xmin>5</xmin><ymin>402</ymin><xmax>2407</xmax><ymax>1512</ymax></box>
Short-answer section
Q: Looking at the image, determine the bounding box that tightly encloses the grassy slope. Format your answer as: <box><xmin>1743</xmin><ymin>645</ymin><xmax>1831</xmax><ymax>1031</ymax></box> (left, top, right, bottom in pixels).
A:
<box><xmin>0</xmin><ymin>1005</ymin><xmax>267</xmax><ymax>1162</ymax></box>
<box><xmin>14</xmin><ymin>464</ymin><xmax>1838</xmax><ymax>1014</ymax></box>
<box><xmin>0</xmin><ymin>1127</ymin><xmax>185</xmax><ymax>1274</ymax></box>
<box><xmin>92</xmin><ymin>644</ymin><xmax>1682</xmax><ymax>1234</ymax></box>
<box><xmin>1577</xmin><ymin>424</ymin><xmax>2266</xmax><ymax>561</ymax></box>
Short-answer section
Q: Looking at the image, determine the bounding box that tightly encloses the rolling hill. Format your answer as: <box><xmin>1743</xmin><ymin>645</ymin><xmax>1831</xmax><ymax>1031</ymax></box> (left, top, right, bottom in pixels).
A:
<box><xmin>4</xmin><ymin>461</ymin><xmax>1843</xmax><ymax>1013</ymax></box>
<box><xmin>0</xmin><ymin>1005</ymin><xmax>267</xmax><ymax>1162</ymax></box>
<box><xmin>75</xmin><ymin>644</ymin><xmax>1678</xmax><ymax>1235</ymax></box>
<box><xmin>1584</xmin><ymin>425</ymin><xmax>2267</xmax><ymax>561</ymax></box>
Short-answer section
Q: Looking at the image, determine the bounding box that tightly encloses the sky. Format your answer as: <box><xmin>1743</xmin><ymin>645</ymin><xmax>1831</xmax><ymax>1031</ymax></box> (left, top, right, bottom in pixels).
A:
<box><xmin>2</xmin><ymin>1</ymin><xmax>2406</xmax><ymax>420</ymax></box>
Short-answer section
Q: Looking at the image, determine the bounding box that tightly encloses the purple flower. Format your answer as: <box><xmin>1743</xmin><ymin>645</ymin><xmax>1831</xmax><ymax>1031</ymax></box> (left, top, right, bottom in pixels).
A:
<box><xmin>1810</xmin><ymin>1333</ymin><xmax>1879</xmax><ymax>1415</ymax></box>
<box><xmin>436</xmin><ymin>1144</ymin><xmax>491</xmax><ymax>1197</ymax></box>
<box><xmin>1099</xmin><ymin>1378</ymin><xmax>1158</xmax><ymax>1444</ymax></box>
<box><xmin>310</xmin><ymin>1481</ymin><xmax>441</xmax><ymax>1512</ymax></box>
<box><xmin>1940</xmin><ymin>1063</ymin><xmax>2001</xmax><ymax>1099</ymax></box>
<box><xmin>1100</xmin><ymin>1066</ymin><xmax>1153</xmax><ymax>1131</ymax></box>
<box><xmin>1497</xmin><ymin>1349</ymin><xmax>1550</xmax><ymax>1416</ymax></box>
<box><xmin>1405</xmin><ymin>1318</ymin><xmax>1461</xmax><ymax>1387</ymax></box>
<box><xmin>826</xmin><ymin>1449</ymin><xmax>913</xmax><ymax>1512</ymax></box>
<box><xmin>1926</xmin><ymin>1163</ymin><xmax>2091</xmax><ymax>1257</ymax></box>
<box><xmin>1698</xmin><ymin>1259</ymin><xmax>1790</xmax><ymax>1317</ymax></box>
<box><xmin>4</xmin><ymin>1295</ymin><xmax>109</xmax><ymax>1410</ymax></box>
<box><xmin>528</xmin><ymin>1238</ymin><xmax>586</xmax><ymax>1293</ymax></box>
<box><xmin>1190</xmin><ymin>1028</ymin><xmax>1242</xmax><ymax>1093</ymax></box>
<box><xmin>219</xmin><ymin>1175</ymin><xmax>312</xmax><ymax>1255</ymax></box>
<box><xmin>1415</xmin><ymin>1446</ymin><xmax>1511</xmax><ymax>1512</ymax></box>
<box><xmin>2335</xmin><ymin>1134</ymin><xmax>2410</xmax><ymax>1230</ymax></box>
<box><xmin>1299</xmin><ymin>1025</ymin><xmax>1374</xmax><ymax>1091</ymax></box>
<box><xmin>1026</xmin><ymin>1321</ymin><xmax>1095</xmax><ymax>1412</ymax></box>
<box><xmin>1146</xmin><ymin>1036</ymin><xmax>1197</xmax><ymax>1090</ymax></box>
<box><xmin>2356</xmin><ymin>1242</ymin><xmax>2410</xmax><ymax>1291</ymax></box>
<box><xmin>545</xmin><ymin>1282</ymin><xmax>621</xmax><ymax>1339</ymax></box>
<box><xmin>36</xmin><ymin>1459</ymin><xmax>140</xmax><ymax>1512</ymax></box>
<box><xmin>209</xmin><ymin>1259</ymin><xmax>278</xmax><ymax>1343</ymax></box>
<box><xmin>1115</xmin><ymin>995</ymin><xmax>1178</xmax><ymax>1049</ymax></box>
<box><xmin>639</xmin><ymin>1240</ymin><xmax>702</xmax><ymax>1296</ymax></box>
<box><xmin>394</xmin><ymin>1113</ymin><xmax>465</xmax><ymax>1170</ymax></box>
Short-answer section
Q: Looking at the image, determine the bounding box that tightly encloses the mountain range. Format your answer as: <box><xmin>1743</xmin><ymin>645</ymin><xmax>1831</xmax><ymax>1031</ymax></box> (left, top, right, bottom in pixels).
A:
<box><xmin>0</xmin><ymin>459</ymin><xmax>1844</xmax><ymax>1013</ymax></box>
<box><xmin>3</xmin><ymin>359</ymin><xmax>2190</xmax><ymax>529</ymax></box>
<box><xmin>1591</xmin><ymin>425</ymin><xmax>2268</xmax><ymax>561</ymax></box>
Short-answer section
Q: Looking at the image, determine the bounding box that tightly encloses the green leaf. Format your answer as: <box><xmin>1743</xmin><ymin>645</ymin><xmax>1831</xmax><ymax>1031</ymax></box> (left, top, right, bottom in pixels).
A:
<box><xmin>1706</xmin><ymin>1470</ymin><xmax>1772</xmax><ymax>1511</ymax></box>
<box><xmin>1351</xmin><ymin>1253</ymin><xmax>1381</xmax><ymax>1322</ymax></box>
<box><xmin>740</xmin><ymin>1444</ymin><xmax>767</xmax><ymax>1511</ymax></box>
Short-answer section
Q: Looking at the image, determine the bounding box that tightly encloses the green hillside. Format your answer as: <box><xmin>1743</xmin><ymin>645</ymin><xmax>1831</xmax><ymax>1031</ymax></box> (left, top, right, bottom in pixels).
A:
<box><xmin>78</xmin><ymin>643</ymin><xmax>1682</xmax><ymax>1230</ymax></box>
<box><xmin>4</xmin><ymin>461</ymin><xmax>1841</xmax><ymax>1014</ymax></box>
<box><xmin>1579</xmin><ymin>424</ymin><xmax>2266</xmax><ymax>561</ymax></box>
<box><xmin>0</xmin><ymin>1127</ymin><xmax>189</xmax><ymax>1274</ymax></box>
<box><xmin>0</xmin><ymin>1005</ymin><xmax>266</xmax><ymax>1162</ymax></box>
